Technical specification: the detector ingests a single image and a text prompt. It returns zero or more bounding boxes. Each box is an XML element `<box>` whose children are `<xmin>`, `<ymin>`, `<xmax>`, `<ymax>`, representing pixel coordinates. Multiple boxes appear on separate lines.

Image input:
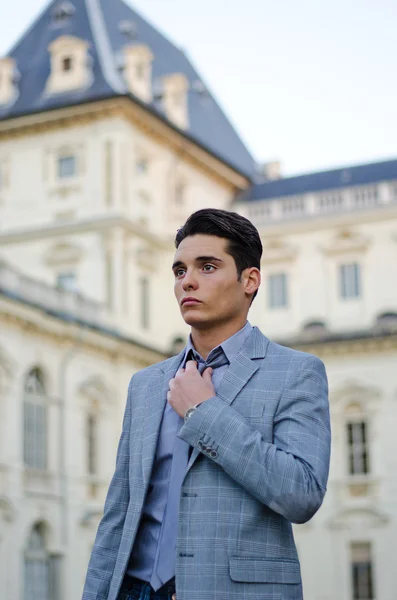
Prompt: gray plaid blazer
<box><xmin>82</xmin><ymin>327</ymin><xmax>330</xmax><ymax>600</ymax></box>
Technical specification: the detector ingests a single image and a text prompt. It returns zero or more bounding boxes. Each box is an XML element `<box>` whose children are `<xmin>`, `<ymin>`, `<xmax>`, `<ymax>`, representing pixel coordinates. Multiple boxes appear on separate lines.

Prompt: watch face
<box><xmin>185</xmin><ymin>407</ymin><xmax>195</xmax><ymax>420</ymax></box>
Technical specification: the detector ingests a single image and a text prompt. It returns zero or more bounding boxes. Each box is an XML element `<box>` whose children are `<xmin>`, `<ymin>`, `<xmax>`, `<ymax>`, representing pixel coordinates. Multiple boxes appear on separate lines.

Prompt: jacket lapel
<box><xmin>185</xmin><ymin>327</ymin><xmax>270</xmax><ymax>474</ymax></box>
<box><xmin>214</xmin><ymin>326</ymin><xmax>270</xmax><ymax>406</ymax></box>
<box><xmin>141</xmin><ymin>349</ymin><xmax>185</xmax><ymax>484</ymax></box>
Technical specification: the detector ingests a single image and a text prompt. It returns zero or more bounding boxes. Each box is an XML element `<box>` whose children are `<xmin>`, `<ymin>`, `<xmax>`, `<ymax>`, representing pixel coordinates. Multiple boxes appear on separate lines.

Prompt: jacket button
<box><xmin>210</xmin><ymin>451</ymin><xmax>217</xmax><ymax>458</ymax></box>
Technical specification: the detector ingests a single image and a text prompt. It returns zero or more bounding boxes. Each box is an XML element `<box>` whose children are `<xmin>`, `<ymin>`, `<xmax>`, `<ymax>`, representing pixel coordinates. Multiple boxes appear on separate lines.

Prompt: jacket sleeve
<box><xmin>82</xmin><ymin>376</ymin><xmax>133</xmax><ymax>600</ymax></box>
<box><xmin>178</xmin><ymin>355</ymin><xmax>331</xmax><ymax>524</ymax></box>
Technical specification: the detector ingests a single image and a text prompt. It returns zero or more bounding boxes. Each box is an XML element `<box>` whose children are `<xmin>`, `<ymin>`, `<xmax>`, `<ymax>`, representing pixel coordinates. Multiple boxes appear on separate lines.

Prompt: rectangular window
<box><xmin>58</xmin><ymin>155</ymin><xmax>76</xmax><ymax>179</ymax></box>
<box><xmin>140</xmin><ymin>277</ymin><xmax>150</xmax><ymax>329</ymax></box>
<box><xmin>56</xmin><ymin>272</ymin><xmax>76</xmax><ymax>292</ymax></box>
<box><xmin>87</xmin><ymin>415</ymin><xmax>97</xmax><ymax>476</ymax></box>
<box><xmin>268</xmin><ymin>273</ymin><xmax>288</xmax><ymax>309</ymax></box>
<box><xmin>347</xmin><ymin>421</ymin><xmax>369</xmax><ymax>475</ymax></box>
<box><xmin>340</xmin><ymin>263</ymin><xmax>361</xmax><ymax>299</ymax></box>
<box><xmin>351</xmin><ymin>542</ymin><xmax>374</xmax><ymax>600</ymax></box>
<box><xmin>24</xmin><ymin>401</ymin><xmax>47</xmax><ymax>470</ymax></box>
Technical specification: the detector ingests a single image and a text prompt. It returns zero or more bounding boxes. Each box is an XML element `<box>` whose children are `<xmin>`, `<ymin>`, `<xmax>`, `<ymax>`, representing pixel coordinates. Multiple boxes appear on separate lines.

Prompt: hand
<box><xmin>167</xmin><ymin>361</ymin><xmax>215</xmax><ymax>418</ymax></box>
<box><xmin>172</xmin><ymin>595</ymin><xmax>176</xmax><ymax>600</ymax></box>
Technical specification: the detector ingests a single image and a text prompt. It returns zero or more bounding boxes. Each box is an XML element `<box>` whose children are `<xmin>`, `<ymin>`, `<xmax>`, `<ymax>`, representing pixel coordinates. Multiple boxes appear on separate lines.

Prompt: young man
<box><xmin>82</xmin><ymin>209</ymin><xmax>331</xmax><ymax>600</ymax></box>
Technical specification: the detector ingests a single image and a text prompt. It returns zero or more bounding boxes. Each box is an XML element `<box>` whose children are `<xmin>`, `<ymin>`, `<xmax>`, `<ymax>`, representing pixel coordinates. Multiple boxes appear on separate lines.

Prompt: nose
<box><xmin>182</xmin><ymin>269</ymin><xmax>198</xmax><ymax>291</ymax></box>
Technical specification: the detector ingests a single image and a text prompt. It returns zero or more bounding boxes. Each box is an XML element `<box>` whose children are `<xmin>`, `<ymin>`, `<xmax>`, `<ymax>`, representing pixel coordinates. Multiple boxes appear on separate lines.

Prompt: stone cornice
<box><xmin>0</xmin><ymin>295</ymin><xmax>166</xmax><ymax>367</ymax></box>
<box><xmin>257</xmin><ymin>204</ymin><xmax>397</xmax><ymax>237</ymax></box>
<box><xmin>0</xmin><ymin>213</ymin><xmax>169</xmax><ymax>249</ymax></box>
<box><xmin>281</xmin><ymin>332</ymin><xmax>397</xmax><ymax>358</ymax></box>
<box><xmin>0</xmin><ymin>96</ymin><xmax>249</xmax><ymax>191</ymax></box>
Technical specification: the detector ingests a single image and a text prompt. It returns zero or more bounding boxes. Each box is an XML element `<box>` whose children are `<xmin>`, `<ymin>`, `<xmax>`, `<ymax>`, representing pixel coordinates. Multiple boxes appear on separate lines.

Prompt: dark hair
<box><xmin>175</xmin><ymin>208</ymin><xmax>262</xmax><ymax>300</ymax></box>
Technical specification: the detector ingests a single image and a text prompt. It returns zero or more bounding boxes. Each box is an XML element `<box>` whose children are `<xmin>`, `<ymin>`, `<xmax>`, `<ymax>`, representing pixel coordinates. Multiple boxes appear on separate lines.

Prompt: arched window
<box><xmin>24</xmin><ymin>522</ymin><xmax>61</xmax><ymax>600</ymax></box>
<box><xmin>24</xmin><ymin>523</ymin><xmax>50</xmax><ymax>600</ymax></box>
<box><xmin>24</xmin><ymin>368</ymin><xmax>47</xmax><ymax>470</ymax></box>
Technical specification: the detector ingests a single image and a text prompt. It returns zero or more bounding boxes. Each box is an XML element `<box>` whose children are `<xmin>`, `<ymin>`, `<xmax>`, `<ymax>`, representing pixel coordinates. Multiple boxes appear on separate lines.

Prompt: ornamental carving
<box><xmin>327</xmin><ymin>506</ymin><xmax>389</xmax><ymax>530</ymax></box>
<box><xmin>79</xmin><ymin>375</ymin><xmax>113</xmax><ymax>410</ymax></box>
<box><xmin>261</xmin><ymin>238</ymin><xmax>299</xmax><ymax>265</ymax></box>
<box><xmin>320</xmin><ymin>228</ymin><xmax>371</xmax><ymax>256</ymax></box>
<box><xmin>0</xmin><ymin>345</ymin><xmax>15</xmax><ymax>395</ymax></box>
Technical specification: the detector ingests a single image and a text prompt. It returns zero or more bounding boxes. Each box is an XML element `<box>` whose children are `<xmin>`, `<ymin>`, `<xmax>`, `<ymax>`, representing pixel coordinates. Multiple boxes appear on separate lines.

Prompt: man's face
<box><xmin>173</xmin><ymin>234</ymin><xmax>254</xmax><ymax>329</ymax></box>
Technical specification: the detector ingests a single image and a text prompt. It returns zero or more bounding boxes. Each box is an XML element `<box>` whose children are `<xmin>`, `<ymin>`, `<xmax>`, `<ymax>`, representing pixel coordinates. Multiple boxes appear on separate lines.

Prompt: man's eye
<box><xmin>176</xmin><ymin>269</ymin><xmax>185</xmax><ymax>277</ymax></box>
<box><xmin>203</xmin><ymin>264</ymin><xmax>215</xmax><ymax>271</ymax></box>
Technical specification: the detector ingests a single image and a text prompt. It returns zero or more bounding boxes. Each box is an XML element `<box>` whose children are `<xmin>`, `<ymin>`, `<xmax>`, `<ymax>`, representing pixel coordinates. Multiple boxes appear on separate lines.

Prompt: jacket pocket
<box><xmin>229</xmin><ymin>557</ymin><xmax>301</xmax><ymax>584</ymax></box>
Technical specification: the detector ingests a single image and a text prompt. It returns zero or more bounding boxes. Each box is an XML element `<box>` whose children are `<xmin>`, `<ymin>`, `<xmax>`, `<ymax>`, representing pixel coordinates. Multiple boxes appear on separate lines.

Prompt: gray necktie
<box><xmin>151</xmin><ymin>348</ymin><xmax>229</xmax><ymax>589</ymax></box>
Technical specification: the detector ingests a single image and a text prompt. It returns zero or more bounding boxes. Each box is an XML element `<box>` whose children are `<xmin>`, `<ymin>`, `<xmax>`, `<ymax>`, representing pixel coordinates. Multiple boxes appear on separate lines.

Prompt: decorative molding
<box><xmin>43</xmin><ymin>241</ymin><xmax>84</xmax><ymax>267</ymax></box>
<box><xmin>0</xmin><ymin>296</ymin><xmax>165</xmax><ymax>368</ymax></box>
<box><xmin>0</xmin><ymin>345</ymin><xmax>15</xmax><ymax>395</ymax></box>
<box><xmin>79</xmin><ymin>375</ymin><xmax>113</xmax><ymax>409</ymax></box>
<box><xmin>327</xmin><ymin>506</ymin><xmax>389</xmax><ymax>530</ymax></box>
<box><xmin>261</xmin><ymin>238</ymin><xmax>299</xmax><ymax>265</ymax></box>
<box><xmin>0</xmin><ymin>98</ymin><xmax>247</xmax><ymax>191</ymax></box>
<box><xmin>0</xmin><ymin>496</ymin><xmax>15</xmax><ymax>523</ymax></box>
<box><xmin>292</xmin><ymin>334</ymin><xmax>397</xmax><ymax>360</ymax></box>
<box><xmin>320</xmin><ymin>228</ymin><xmax>371</xmax><ymax>256</ymax></box>
<box><xmin>331</xmin><ymin>381</ymin><xmax>382</xmax><ymax>410</ymax></box>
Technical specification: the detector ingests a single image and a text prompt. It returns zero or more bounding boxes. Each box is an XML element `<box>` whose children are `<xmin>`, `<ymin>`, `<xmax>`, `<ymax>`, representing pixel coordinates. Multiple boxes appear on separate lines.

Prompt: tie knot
<box><xmin>187</xmin><ymin>347</ymin><xmax>229</xmax><ymax>372</ymax></box>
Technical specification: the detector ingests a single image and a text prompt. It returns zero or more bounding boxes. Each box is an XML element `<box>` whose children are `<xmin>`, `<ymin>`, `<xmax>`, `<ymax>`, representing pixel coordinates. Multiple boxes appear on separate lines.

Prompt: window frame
<box><xmin>351</xmin><ymin>542</ymin><xmax>375</xmax><ymax>600</ymax></box>
<box><xmin>23</xmin><ymin>369</ymin><xmax>48</xmax><ymax>471</ymax></box>
<box><xmin>267</xmin><ymin>272</ymin><xmax>288</xmax><ymax>309</ymax></box>
<box><xmin>339</xmin><ymin>262</ymin><xmax>361</xmax><ymax>300</ymax></box>
<box><xmin>57</xmin><ymin>154</ymin><xmax>77</xmax><ymax>179</ymax></box>
<box><xmin>346</xmin><ymin>420</ymin><xmax>370</xmax><ymax>476</ymax></box>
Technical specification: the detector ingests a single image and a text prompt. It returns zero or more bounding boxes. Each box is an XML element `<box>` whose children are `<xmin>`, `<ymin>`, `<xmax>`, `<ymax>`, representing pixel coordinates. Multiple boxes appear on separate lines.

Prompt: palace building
<box><xmin>0</xmin><ymin>1</ymin><xmax>396</xmax><ymax>599</ymax></box>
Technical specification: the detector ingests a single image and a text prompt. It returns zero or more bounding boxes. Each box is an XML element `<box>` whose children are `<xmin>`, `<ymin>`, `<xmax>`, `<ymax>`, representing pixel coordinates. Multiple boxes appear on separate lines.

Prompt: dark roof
<box><xmin>0</xmin><ymin>0</ymin><xmax>255</xmax><ymax>177</ymax></box>
<box><xmin>242</xmin><ymin>158</ymin><xmax>397</xmax><ymax>202</ymax></box>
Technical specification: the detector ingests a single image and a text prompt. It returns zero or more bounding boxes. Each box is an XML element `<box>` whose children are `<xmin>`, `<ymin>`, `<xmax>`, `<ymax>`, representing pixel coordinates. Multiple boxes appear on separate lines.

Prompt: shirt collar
<box><xmin>183</xmin><ymin>321</ymin><xmax>253</xmax><ymax>366</ymax></box>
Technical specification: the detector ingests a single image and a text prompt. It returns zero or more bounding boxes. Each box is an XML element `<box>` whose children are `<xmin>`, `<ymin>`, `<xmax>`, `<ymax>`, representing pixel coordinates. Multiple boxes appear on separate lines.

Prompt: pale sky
<box><xmin>1</xmin><ymin>0</ymin><xmax>395</xmax><ymax>176</ymax></box>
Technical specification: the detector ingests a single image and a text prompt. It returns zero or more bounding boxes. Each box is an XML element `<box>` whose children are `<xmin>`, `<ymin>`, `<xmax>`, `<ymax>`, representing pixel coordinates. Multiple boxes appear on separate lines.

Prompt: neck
<box><xmin>190</xmin><ymin>316</ymin><xmax>248</xmax><ymax>359</ymax></box>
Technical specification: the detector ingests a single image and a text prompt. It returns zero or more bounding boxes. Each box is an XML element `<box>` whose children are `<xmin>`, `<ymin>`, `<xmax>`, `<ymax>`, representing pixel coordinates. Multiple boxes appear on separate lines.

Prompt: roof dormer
<box><xmin>0</xmin><ymin>57</ymin><xmax>19</xmax><ymax>107</ymax></box>
<box><xmin>123</xmin><ymin>44</ymin><xmax>153</xmax><ymax>103</ymax></box>
<box><xmin>46</xmin><ymin>35</ymin><xmax>92</xmax><ymax>95</ymax></box>
<box><xmin>162</xmin><ymin>73</ymin><xmax>189</xmax><ymax>130</ymax></box>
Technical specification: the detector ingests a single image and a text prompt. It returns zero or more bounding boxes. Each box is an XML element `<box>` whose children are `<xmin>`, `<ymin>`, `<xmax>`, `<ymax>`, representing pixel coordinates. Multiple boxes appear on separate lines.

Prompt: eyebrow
<box><xmin>172</xmin><ymin>256</ymin><xmax>224</xmax><ymax>271</ymax></box>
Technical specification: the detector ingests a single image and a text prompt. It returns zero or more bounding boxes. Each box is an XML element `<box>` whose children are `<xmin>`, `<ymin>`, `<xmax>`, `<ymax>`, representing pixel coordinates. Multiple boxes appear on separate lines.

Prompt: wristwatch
<box><xmin>184</xmin><ymin>402</ymin><xmax>203</xmax><ymax>424</ymax></box>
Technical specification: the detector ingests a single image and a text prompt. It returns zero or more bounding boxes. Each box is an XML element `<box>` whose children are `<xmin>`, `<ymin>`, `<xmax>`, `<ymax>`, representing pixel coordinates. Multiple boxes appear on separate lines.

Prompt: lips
<box><xmin>181</xmin><ymin>297</ymin><xmax>201</xmax><ymax>306</ymax></box>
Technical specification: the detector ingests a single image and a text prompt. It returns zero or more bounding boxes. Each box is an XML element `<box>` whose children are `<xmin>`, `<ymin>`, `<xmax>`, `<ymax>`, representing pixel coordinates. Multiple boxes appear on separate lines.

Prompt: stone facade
<box><xmin>1</xmin><ymin>1</ymin><xmax>396</xmax><ymax>599</ymax></box>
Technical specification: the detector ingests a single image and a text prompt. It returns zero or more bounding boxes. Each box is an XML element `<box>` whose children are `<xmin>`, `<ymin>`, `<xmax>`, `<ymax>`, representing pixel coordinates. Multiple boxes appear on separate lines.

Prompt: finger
<box><xmin>167</xmin><ymin>391</ymin><xmax>171</xmax><ymax>403</ymax></box>
<box><xmin>185</xmin><ymin>360</ymin><xmax>198</xmax><ymax>371</ymax></box>
<box><xmin>172</xmin><ymin>595</ymin><xmax>177</xmax><ymax>600</ymax></box>
<box><xmin>202</xmin><ymin>367</ymin><xmax>213</xmax><ymax>381</ymax></box>
<box><xmin>175</xmin><ymin>368</ymin><xmax>185</xmax><ymax>378</ymax></box>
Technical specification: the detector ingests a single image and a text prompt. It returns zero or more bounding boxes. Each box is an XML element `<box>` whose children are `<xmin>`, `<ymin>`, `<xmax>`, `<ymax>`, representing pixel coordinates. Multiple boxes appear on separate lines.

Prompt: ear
<box><xmin>243</xmin><ymin>267</ymin><xmax>261</xmax><ymax>297</ymax></box>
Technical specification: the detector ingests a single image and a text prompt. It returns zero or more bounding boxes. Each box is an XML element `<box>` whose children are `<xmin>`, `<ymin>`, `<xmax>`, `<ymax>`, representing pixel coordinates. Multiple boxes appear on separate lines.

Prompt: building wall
<box><xmin>0</xmin><ymin>294</ymin><xmax>165</xmax><ymax>600</ymax></box>
<box><xmin>1</xmin><ymin>98</ymin><xmax>397</xmax><ymax>600</ymax></box>
<box><xmin>0</xmin><ymin>112</ymin><xmax>233</xmax><ymax>352</ymax></box>
<box><xmin>247</xmin><ymin>201</ymin><xmax>397</xmax><ymax>340</ymax></box>
<box><xmin>294</xmin><ymin>342</ymin><xmax>397</xmax><ymax>600</ymax></box>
